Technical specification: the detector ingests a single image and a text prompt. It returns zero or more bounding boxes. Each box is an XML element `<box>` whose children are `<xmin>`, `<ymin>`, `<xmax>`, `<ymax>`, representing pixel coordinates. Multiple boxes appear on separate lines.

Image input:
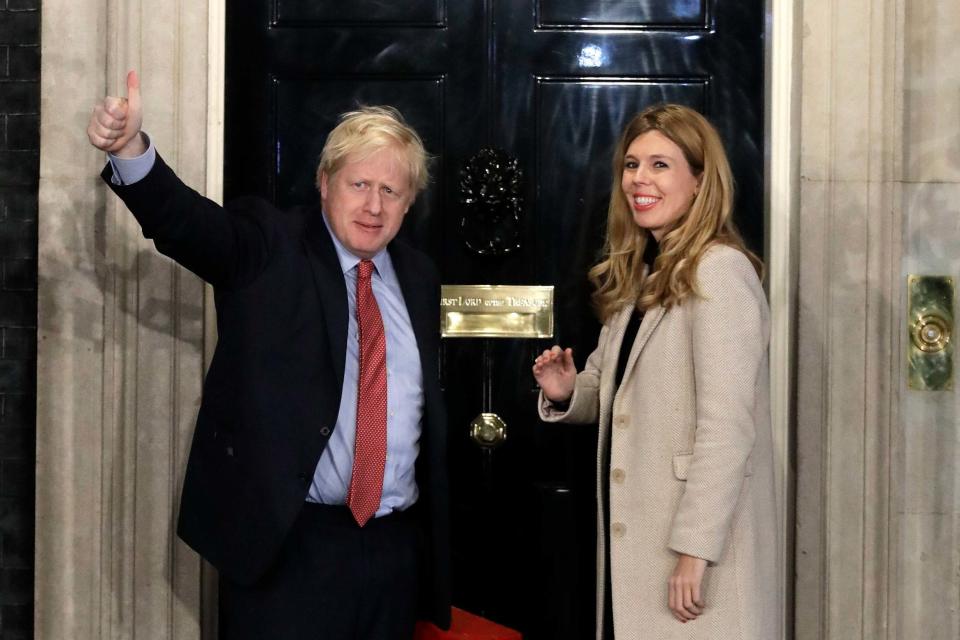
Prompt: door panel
<box><xmin>537</xmin><ymin>0</ymin><xmax>706</xmax><ymax>26</ymax></box>
<box><xmin>273</xmin><ymin>77</ymin><xmax>446</xmax><ymax>218</ymax></box>
<box><xmin>533</xmin><ymin>79</ymin><xmax>708</xmax><ymax>276</ymax></box>
<box><xmin>274</xmin><ymin>0</ymin><xmax>445</xmax><ymax>25</ymax></box>
<box><xmin>226</xmin><ymin>1</ymin><xmax>764</xmax><ymax>637</ymax></box>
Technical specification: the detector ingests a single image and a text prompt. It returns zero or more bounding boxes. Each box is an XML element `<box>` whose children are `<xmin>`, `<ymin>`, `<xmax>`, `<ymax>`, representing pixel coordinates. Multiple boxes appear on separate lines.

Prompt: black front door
<box><xmin>225</xmin><ymin>2</ymin><xmax>764</xmax><ymax>637</ymax></box>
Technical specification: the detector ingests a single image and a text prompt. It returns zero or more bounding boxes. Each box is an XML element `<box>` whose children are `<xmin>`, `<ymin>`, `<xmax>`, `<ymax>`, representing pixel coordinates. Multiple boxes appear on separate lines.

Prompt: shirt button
<box><xmin>611</xmin><ymin>468</ymin><xmax>625</xmax><ymax>484</ymax></box>
<box><xmin>611</xmin><ymin>522</ymin><xmax>626</xmax><ymax>538</ymax></box>
<box><xmin>319</xmin><ymin>427</ymin><xmax>331</xmax><ymax>437</ymax></box>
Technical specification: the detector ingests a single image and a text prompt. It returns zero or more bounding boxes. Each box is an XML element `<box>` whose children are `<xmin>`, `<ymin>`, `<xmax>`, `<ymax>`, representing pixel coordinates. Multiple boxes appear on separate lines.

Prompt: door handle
<box><xmin>470</xmin><ymin>412</ymin><xmax>507</xmax><ymax>448</ymax></box>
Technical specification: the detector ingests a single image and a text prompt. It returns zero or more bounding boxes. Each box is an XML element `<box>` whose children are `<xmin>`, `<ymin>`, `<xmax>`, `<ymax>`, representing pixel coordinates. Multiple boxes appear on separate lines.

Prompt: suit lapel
<box><xmin>302</xmin><ymin>209</ymin><xmax>348</xmax><ymax>389</ymax></box>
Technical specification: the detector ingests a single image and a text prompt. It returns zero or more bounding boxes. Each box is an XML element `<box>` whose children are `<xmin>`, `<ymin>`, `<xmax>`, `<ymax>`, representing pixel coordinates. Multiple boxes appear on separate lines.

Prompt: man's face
<box><xmin>320</xmin><ymin>146</ymin><xmax>414</xmax><ymax>259</ymax></box>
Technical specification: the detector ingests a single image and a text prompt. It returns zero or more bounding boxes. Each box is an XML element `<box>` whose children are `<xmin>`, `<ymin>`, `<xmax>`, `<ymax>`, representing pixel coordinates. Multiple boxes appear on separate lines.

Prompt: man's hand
<box><xmin>532</xmin><ymin>346</ymin><xmax>576</xmax><ymax>404</ymax></box>
<box><xmin>668</xmin><ymin>553</ymin><xmax>708</xmax><ymax>622</ymax></box>
<box><xmin>87</xmin><ymin>70</ymin><xmax>145</xmax><ymax>157</ymax></box>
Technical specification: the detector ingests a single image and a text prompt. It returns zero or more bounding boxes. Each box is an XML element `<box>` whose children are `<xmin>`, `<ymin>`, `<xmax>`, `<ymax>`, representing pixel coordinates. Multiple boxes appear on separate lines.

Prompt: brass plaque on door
<box><xmin>908</xmin><ymin>275</ymin><xmax>954</xmax><ymax>391</ymax></box>
<box><xmin>440</xmin><ymin>285</ymin><xmax>553</xmax><ymax>338</ymax></box>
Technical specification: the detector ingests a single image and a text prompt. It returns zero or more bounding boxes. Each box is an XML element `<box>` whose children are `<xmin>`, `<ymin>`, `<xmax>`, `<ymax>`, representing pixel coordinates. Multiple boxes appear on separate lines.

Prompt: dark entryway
<box><xmin>225</xmin><ymin>2</ymin><xmax>764</xmax><ymax>637</ymax></box>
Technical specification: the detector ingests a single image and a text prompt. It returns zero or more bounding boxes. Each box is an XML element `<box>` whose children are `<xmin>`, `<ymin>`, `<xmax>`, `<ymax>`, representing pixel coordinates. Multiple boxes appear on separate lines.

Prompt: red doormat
<box><xmin>414</xmin><ymin>607</ymin><xmax>522</xmax><ymax>639</ymax></box>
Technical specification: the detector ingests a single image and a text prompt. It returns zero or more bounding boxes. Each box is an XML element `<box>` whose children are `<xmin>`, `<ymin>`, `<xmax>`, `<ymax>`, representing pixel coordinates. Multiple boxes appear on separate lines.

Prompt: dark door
<box><xmin>225</xmin><ymin>2</ymin><xmax>764</xmax><ymax>638</ymax></box>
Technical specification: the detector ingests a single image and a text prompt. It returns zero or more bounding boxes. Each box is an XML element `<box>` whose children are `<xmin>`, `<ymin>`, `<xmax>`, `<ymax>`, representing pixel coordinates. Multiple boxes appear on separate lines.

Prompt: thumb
<box><xmin>126</xmin><ymin>69</ymin><xmax>141</xmax><ymax>117</ymax></box>
<box><xmin>692</xmin><ymin>581</ymin><xmax>704</xmax><ymax>608</ymax></box>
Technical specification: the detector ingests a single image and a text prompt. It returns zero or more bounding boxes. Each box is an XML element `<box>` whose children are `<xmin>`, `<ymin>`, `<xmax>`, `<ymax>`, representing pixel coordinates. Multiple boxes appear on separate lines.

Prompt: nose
<box><xmin>364</xmin><ymin>188</ymin><xmax>382</xmax><ymax>215</ymax></box>
<box><xmin>629</xmin><ymin>165</ymin><xmax>650</xmax><ymax>185</ymax></box>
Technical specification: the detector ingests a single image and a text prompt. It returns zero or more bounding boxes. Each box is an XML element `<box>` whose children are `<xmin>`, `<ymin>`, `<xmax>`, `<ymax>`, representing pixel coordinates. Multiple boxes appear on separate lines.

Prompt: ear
<box><xmin>402</xmin><ymin>189</ymin><xmax>416</xmax><ymax>215</ymax></box>
<box><xmin>319</xmin><ymin>170</ymin><xmax>329</xmax><ymax>200</ymax></box>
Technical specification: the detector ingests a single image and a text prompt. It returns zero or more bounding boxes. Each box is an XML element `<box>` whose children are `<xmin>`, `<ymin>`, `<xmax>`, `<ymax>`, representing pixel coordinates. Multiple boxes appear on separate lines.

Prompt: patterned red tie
<box><xmin>347</xmin><ymin>259</ymin><xmax>388</xmax><ymax>527</ymax></box>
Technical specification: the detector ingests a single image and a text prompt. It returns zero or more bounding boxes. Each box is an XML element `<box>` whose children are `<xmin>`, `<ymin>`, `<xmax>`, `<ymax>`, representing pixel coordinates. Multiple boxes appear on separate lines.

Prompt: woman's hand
<box><xmin>668</xmin><ymin>553</ymin><xmax>708</xmax><ymax>622</ymax></box>
<box><xmin>532</xmin><ymin>346</ymin><xmax>576</xmax><ymax>403</ymax></box>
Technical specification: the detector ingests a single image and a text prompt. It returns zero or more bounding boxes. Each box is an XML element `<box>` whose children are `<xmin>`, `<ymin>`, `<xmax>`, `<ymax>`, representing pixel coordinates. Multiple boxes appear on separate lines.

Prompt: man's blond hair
<box><xmin>316</xmin><ymin>106</ymin><xmax>429</xmax><ymax>194</ymax></box>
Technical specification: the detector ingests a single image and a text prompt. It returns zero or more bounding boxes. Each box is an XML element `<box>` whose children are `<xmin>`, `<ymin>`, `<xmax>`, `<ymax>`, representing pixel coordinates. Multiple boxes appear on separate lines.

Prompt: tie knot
<box><xmin>358</xmin><ymin>259</ymin><xmax>375</xmax><ymax>281</ymax></box>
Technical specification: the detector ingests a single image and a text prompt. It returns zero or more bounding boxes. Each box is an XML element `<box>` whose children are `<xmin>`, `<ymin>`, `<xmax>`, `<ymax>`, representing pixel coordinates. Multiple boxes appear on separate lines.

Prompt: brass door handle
<box><xmin>470</xmin><ymin>413</ymin><xmax>507</xmax><ymax>448</ymax></box>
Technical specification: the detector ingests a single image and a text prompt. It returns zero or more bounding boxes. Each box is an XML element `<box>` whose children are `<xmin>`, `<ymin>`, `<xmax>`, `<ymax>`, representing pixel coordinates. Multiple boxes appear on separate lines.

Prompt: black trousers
<box><xmin>220</xmin><ymin>503</ymin><xmax>422</xmax><ymax>640</ymax></box>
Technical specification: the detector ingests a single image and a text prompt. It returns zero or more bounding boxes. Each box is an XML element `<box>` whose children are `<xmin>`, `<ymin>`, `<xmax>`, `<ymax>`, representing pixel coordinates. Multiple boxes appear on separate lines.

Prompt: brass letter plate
<box><xmin>907</xmin><ymin>275</ymin><xmax>954</xmax><ymax>391</ymax></box>
<box><xmin>441</xmin><ymin>285</ymin><xmax>554</xmax><ymax>338</ymax></box>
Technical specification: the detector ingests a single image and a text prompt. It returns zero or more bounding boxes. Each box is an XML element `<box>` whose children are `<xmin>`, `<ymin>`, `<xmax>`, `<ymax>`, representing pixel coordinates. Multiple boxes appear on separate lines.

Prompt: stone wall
<box><xmin>0</xmin><ymin>1</ymin><xmax>38</xmax><ymax>638</ymax></box>
<box><xmin>35</xmin><ymin>0</ymin><xmax>218</xmax><ymax>637</ymax></box>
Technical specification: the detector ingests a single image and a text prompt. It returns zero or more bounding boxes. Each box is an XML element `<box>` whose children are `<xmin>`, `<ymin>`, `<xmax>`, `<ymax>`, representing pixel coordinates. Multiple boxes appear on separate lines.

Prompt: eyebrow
<box><xmin>624</xmin><ymin>153</ymin><xmax>676</xmax><ymax>161</ymax></box>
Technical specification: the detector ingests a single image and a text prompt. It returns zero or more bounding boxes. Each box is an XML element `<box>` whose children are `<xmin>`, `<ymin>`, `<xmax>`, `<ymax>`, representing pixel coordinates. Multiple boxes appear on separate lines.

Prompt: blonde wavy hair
<box><xmin>589</xmin><ymin>104</ymin><xmax>762</xmax><ymax>322</ymax></box>
<box><xmin>315</xmin><ymin>105</ymin><xmax>430</xmax><ymax>194</ymax></box>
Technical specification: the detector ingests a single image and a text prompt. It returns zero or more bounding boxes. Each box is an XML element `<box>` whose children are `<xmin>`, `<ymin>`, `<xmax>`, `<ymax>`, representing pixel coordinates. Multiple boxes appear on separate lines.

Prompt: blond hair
<box><xmin>315</xmin><ymin>105</ymin><xmax>429</xmax><ymax>193</ymax></box>
<box><xmin>589</xmin><ymin>104</ymin><xmax>762</xmax><ymax>321</ymax></box>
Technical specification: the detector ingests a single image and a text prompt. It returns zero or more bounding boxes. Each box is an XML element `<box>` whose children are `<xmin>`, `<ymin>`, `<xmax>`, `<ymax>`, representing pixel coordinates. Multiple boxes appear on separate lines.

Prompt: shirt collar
<box><xmin>321</xmin><ymin>210</ymin><xmax>390</xmax><ymax>277</ymax></box>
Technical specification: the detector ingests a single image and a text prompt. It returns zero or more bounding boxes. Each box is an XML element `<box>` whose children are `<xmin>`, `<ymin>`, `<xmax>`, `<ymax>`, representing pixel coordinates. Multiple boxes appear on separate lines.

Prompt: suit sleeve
<box><xmin>102</xmin><ymin>152</ymin><xmax>271</xmax><ymax>289</ymax></box>
<box><xmin>537</xmin><ymin>322</ymin><xmax>608</xmax><ymax>425</ymax></box>
<box><xmin>668</xmin><ymin>247</ymin><xmax>767</xmax><ymax>562</ymax></box>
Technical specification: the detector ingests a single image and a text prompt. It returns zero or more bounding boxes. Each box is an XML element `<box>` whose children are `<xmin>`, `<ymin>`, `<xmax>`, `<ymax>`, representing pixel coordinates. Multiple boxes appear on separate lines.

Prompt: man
<box><xmin>87</xmin><ymin>71</ymin><xmax>451</xmax><ymax>639</ymax></box>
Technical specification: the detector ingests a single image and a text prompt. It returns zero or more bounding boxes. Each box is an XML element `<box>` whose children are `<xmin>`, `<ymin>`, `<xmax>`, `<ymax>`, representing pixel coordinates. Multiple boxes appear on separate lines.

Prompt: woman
<box><xmin>533</xmin><ymin>104</ymin><xmax>779</xmax><ymax>639</ymax></box>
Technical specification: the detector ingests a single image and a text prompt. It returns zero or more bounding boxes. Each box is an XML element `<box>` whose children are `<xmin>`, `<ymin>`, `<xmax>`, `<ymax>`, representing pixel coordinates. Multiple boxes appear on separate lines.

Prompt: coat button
<box><xmin>319</xmin><ymin>426</ymin><xmax>331</xmax><ymax>437</ymax></box>
<box><xmin>298</xmin><ymin>473</ymin><xmax>310</xmax><ymax>485</ymax></box>
<box><xmin>611</xmin><ymin>468</ymin><xmax>625</xmax><ymax>484</ymax></box>
<box><xmin>611</xmin><ymin>522</ymin><xmax>626</xmax><ymax>538</ymax></box>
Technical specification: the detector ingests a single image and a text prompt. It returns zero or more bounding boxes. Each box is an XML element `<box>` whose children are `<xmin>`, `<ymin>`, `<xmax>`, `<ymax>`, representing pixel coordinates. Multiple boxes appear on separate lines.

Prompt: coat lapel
<box><xmin>302</xmin><ymin>209</ymin><xmax>348</xmax><ymax>389</ymax></box>
<box><xmin>598</xmin><ymin>305</ymin><xmax>635</xmax><ymax>411</ymax></box>
<box><xmin>618</xmin><ymin>305</ymin><xmax>666</xmax><ymax>393</ymax></box>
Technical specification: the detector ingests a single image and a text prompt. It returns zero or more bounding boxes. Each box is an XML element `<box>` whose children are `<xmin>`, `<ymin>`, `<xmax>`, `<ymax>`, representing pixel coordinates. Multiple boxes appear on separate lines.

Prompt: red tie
<box><xmin>347</xmin><ymin>259</ymin><xmax>388</xmax><ymax>527</ymax></box>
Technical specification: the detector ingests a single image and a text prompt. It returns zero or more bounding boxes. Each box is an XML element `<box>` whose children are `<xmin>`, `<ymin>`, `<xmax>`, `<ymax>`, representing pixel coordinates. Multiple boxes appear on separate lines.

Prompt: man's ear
<box><xmin>318</xmin><ymin>170</ymin><xmax>329</xmax><ymax>200</ymax></box>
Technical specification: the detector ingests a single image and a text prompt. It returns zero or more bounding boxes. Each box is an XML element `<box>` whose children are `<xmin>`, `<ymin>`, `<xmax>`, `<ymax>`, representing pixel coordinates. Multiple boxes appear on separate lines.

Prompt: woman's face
<box><xmin>620</xmin><ymin>130</ymin><xmax>701</xmax><ymax>241</ymax></box>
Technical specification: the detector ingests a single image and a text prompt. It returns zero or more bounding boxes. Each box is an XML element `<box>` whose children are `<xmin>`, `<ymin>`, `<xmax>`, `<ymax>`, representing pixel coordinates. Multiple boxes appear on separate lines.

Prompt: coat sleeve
<box><xmin>103</xmin><ymin>152</ymin><xmax>272</xmax><ymax>289</ymax></box>
<box><xmin>668</xmin><ymin>246</ymin><xmax>768</xmax><ymax>562</ymax></box>
<box><xmin>538</xmin><ymin>322</ymin><xmax>609</xmax><ymax>425</ymax></box>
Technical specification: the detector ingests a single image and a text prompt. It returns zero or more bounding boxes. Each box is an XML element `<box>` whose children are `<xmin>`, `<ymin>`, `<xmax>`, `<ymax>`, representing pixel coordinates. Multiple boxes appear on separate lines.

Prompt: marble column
<box><xmin>36</xmin><ymin>0</ymin><xmax>219</xmax><ymax>637</ymax></box>
<box><xmin>795</xmin><ymin>0</ymin><xmax>960</xmax><ymax>638</ymax></box>
<box><xmin>894</xmin><ymin>1</ymin><xmax>960</xmax><ymax>638</ymax></box>
<box><xmin>794</xmin><ymin>0</ymin><xmax>903</xmax><ymax>637</ymax></box>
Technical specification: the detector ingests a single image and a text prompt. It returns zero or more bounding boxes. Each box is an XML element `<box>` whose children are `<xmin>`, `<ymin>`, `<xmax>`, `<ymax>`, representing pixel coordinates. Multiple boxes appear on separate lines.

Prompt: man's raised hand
<box><xmin>87</xmin><ymin>70</ymin><xmax>145</xmax><ymax>157</ymax></box>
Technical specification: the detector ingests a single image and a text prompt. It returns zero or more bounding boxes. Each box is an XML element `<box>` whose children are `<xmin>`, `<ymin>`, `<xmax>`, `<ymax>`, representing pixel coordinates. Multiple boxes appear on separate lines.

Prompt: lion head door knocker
<box><xmin>457</xmin><ymin>148</ymin><xmax>524</xmax><ymax>256</ymax></box>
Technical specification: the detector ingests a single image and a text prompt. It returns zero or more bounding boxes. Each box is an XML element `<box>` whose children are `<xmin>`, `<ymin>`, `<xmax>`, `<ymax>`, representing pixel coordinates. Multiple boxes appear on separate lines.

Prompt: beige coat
<box><xmin>540</xmin><ymin>245</ymin><xmax>780</xmax><ymax>640</ymax></box>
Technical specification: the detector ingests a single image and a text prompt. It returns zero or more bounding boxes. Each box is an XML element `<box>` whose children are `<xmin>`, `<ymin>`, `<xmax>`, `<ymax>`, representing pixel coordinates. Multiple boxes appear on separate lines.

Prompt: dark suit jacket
<box><xmin>104</xmin><ymin>154</ymin><xmax>451</xmax><ymax>628</ymax></box>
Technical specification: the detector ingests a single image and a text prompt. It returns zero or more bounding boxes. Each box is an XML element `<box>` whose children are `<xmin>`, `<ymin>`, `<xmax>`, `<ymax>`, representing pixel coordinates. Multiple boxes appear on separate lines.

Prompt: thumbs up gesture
<box><xmin>87</xmin><ymin>70</ymin><xmax>145</xmax><ymax>157</ymax></box>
